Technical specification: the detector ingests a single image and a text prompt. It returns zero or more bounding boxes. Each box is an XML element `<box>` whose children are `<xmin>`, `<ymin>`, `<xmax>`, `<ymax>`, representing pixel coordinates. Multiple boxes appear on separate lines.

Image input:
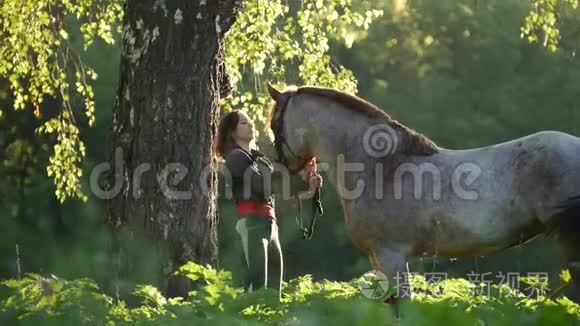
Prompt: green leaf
<box><xmin>58</xmin><ymin>29</ymin><xmax>69</xmax><ymax>40</ymax></box>
<box><xmin>561</xmin><ymin>269</ymin><xmax>572</xmax><ymax>283</ymax></box>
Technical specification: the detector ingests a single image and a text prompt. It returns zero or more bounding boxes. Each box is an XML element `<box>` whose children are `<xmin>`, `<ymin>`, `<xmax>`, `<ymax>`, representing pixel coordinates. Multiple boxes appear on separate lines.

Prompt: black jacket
<box><xmin>224</xmin><ymin>145</ymin><xmax>310</xmax><ymax>206</ymax></box>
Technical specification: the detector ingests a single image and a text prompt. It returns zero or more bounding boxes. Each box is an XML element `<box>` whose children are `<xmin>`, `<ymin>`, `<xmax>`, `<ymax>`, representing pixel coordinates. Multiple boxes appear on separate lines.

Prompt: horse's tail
<box><xmin>545</xmin><ymin>195</ymin><xmax>580</xmax><ymax>243</ymax></box>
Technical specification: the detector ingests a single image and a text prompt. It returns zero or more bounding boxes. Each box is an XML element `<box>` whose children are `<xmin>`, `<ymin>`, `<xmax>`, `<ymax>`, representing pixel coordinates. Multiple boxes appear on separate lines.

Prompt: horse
<box><xmin>266</xmin><ymin>84</ymin><xmax>580</xmax><ymax>309</ymax></box>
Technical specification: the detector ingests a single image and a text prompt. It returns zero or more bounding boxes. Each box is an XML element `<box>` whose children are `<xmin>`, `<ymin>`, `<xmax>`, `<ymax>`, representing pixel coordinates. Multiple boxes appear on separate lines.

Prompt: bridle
<box><xmin>271</xmin><ymin>97</ymin><xmax>311</xmax><ymax>175</ymax></box>
<box><xmin>271</xmin><ymin>95</ymin><xmax>324</xmax><ymax>239</ymax></box>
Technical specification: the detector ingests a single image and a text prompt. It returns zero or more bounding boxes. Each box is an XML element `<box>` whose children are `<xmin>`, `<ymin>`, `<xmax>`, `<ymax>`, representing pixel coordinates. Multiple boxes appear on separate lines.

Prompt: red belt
<box><xmin>235</xmin><ymin>200</ymin><xmax>275</xmax><ymax>218</ymax></box>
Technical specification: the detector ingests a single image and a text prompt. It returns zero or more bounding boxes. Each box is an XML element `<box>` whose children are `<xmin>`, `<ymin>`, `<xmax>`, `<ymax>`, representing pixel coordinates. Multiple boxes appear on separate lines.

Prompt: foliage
<box><xmin>0</xmin><ymin>273</ymin><xmax>111</xmax><ymax>323</ymax></box>
<box><xmin>3</xmin><ymin>2</ymin><xmax>580</xmax><ymax>324</ymax></box>
<box><xmin>2</xmin><ymin>262</ymin><xmax>579</xmax><ymax>325</ymax></box>
<box><xmin>342</xmin><ymin>0</ymin><xmax>580</xmax><ymax>149</ymax></box>
<box><xmin>0</xmin><ymin>0</ymin><xmax>123</xmax><ymax>203</ymax></box>
<box><xmin>5</xmin><ymin>0</ymin><xmax>578</xmax><ymax>203</ymax></box>
<box><xmin>521</xmin><ymin>0</ymin><xmax>578</xmax><ymax>52</ymax></box>
<box><xmin>0</xmin><ymin>0</ymin><xmax>382</xmax><ymax>202</ymax></box>
<box><xmin>174</xmin><ymin>261</ymin><xmax>244</xmax><ymax>311</ymax></box>
<box><xmin>222</xmin><ymin>0</ymin><xmax>383</xmax><ymax>142</ymax></box>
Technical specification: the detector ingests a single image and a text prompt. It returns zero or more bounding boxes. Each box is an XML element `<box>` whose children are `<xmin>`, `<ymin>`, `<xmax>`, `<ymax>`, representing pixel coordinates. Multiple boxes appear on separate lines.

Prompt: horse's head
<box><xmin>267</xmin><ymin>84</ymin><xmax>316</xmax><ymax>174</ymax></box>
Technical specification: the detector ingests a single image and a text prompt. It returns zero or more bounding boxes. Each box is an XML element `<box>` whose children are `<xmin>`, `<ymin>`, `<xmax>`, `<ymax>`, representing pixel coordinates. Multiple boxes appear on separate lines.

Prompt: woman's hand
<box><xmin>300</xmin><ymin>158</ymin><xmax>323</xmax><ymax>190</ymax></box>
<box><xmin>308</xmin><ymin>173</ymin><xmax>323</xmax><ymax>190</ymax></box>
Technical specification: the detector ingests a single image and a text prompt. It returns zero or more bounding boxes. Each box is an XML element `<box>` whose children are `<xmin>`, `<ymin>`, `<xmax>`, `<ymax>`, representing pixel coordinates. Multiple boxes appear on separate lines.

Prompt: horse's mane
<box><xmin>288</xmin><ymin>86</ymin><xmax>439</xmax><ymax>156</ymax></box>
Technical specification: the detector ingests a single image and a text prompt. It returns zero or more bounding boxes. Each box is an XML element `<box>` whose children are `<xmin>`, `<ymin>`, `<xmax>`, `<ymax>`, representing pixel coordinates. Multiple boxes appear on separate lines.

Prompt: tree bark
<box><xmin>104</xmin><ymin>0</ymin><xmax>242</xmax><ymax>297</ymax></box>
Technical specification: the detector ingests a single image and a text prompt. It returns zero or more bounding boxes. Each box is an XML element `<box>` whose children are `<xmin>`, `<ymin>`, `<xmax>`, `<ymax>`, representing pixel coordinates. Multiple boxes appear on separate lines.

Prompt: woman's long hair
<box><xmin>215</xmin><ymin>110</ymin><xmax>241</xmax><ymax>160</ymax></box>
<box><xmin>215</xmin><ymin>109</ymin><xmax>268</xmax><ymax>163</ymax></box>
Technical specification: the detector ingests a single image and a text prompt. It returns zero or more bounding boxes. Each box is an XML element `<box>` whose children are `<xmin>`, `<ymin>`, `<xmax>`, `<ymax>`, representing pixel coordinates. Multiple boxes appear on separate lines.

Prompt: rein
<box><xmin>272</xmin><ymin>94</ymin><xmax>324</xmax><ymax>239</ymax></box>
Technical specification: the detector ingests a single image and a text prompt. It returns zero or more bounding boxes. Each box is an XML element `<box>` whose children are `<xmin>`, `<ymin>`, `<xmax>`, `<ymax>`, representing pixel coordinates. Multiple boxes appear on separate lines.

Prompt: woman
<box><xmin>215</xmin><ymin>109</ymin><xmax>322</xmax><ymax>299</ymax></box>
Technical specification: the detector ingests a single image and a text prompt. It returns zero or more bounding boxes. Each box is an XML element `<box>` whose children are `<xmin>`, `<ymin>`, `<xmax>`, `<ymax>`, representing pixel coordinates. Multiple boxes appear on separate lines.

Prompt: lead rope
<box><xmin>295</xmin><ymin>187</ymin><xmax>324</xmax><ymax>239</ymax></box>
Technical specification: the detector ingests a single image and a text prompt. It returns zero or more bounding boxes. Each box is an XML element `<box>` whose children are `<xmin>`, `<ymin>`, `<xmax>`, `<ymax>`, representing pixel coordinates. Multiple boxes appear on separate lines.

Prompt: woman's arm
<box><xmin>224</xmin><ymin>148</ymin><xmax>312</xmax><ymax>199</ymax></box>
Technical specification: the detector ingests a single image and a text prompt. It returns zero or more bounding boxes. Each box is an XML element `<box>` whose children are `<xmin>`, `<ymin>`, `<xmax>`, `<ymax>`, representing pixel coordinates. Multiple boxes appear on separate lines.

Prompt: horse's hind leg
<box><xmin>558</xmin><ymin>238</ymin><xmax>580</xmax><ymax>301</ymax></box>
<box><xmin>548</xmin><ymin>196</ymin><xmax>580</xmax><ymax>301</ymax></box>
<box><xmin>368</xmin><ymin>247</ymin><xmax>409</xmax><ymax>319</ymax></box>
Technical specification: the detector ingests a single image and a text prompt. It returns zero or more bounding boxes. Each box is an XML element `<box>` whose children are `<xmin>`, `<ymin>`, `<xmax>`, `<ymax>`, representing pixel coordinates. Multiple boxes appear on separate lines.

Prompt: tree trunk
<box><xmin>104</xmin><ymin>0</ymin><xmax>242</xmax><ymax>297</ymax></box>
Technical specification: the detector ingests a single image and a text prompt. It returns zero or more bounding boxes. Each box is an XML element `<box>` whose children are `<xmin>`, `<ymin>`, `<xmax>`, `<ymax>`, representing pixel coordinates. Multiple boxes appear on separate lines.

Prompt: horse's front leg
<box><xmin>368</xmin><ymin>247</ymin><xmax>410</xmax><ymax>320</ymax></box>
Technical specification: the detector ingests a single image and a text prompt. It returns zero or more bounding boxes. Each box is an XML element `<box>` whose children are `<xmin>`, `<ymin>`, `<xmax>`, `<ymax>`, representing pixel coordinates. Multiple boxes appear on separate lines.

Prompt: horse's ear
<box><xmin>267</xmin><ymin>83</ymin><xmax>282</xmax><ymax>102</ymax></box>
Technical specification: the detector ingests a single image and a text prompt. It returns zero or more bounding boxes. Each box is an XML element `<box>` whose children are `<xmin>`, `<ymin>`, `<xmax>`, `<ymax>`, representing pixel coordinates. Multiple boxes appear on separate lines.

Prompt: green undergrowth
<box><xmin>1</xmin><ymin>262</ymin><xmax>579</xmax><ymax>325</ymax></box>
